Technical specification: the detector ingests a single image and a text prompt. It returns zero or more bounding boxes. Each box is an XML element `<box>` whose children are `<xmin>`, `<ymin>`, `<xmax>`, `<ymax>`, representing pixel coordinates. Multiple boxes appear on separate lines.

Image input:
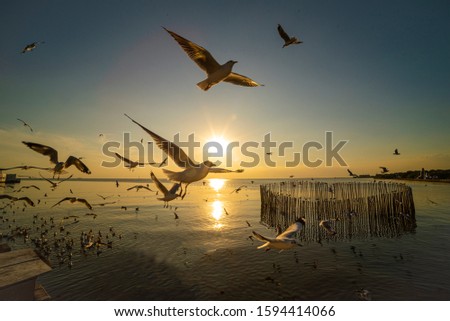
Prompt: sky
<box><xmin>1</xmin><ymin>0</ymin><xmax>449</xmax><ymax>179</ymax></box>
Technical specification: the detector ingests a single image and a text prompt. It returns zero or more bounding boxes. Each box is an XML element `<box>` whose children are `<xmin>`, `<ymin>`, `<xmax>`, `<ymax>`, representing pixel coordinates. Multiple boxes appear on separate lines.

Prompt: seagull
<box><xmin>151</xmin><ymin>171</ymin><xmax>180</xmax><ymax>208</ymax></box>
<box><xmin>0</xmin><ymin>165</ymin><xmax>51</xmax><ymax>171</ymax></box>
<box><xmin>393</xmin><ymin>148</ymin><xmax>400</xmax><ymax>155</ymax></box>
<box><xmin>158</xmin><ymin>156</ymin><xmax>168</xmax><ymax>168</ymax></box>
<box><xmin>252</xmin><ymin>218</ymin><xmax>305</xmax><ymax>251</ymax></box>
<box><xmin>21</xmin><ymin>41</ymin><xmax>44</xmax><ymax>54</ymax></box>
<box><xmin>277</xmin><ymin>24</ymin><xmax>302</xmax><ymax>48</ymax></box>
<box><xmin>231</xmin><ymin>185</ymin><xmax>247</xmax><ymax>194</ymax></box>
<box><xmin>126</xmin><ymin>185</ymin><xmax>154</xmax><ymax>192</ymax></box>
<box><xmin>163</xmin><ymin>27</ymin><xmax>263</xmax><ymax>91</ymax></box>
<box><xmin>39</xmin><ymin>172</ymin><xmax>73</xmax><ymax>190</ymax></box>
<box><xmin>17</xmin><ymin>118</ymin><xmax>33</xmax><ymax>132</ymax></box>
<box><xmin>347</xmin><ymin>169</ymin><xmax>358</xmax><ymax>177</ymax></box>
<box><xmin>96</xmin><ymin>194</ymin><xmax>112</xmax><ymax>200</ymax></box>
<box><xmin>0</xmin><ymin>194</ymin><xmax>35</xmax><ymax>207</ymax></box>
<box><xmin>319</xmin><ymin>219</ymin><xmax>338</xmax><ymax>235</ymax></box>
<box><xmin>22</xmin><ymin>141</ymin><xmax>91</xmax><ymax>178</ymax></box>
<box><xmin>114</xmin><ymin>152</ymin><xmax>155</xmax><ymax>170</ymax></box>
<box><xmin>379</xmin><ymin>166</ymin><xmax>389</xmax><ymax>173</ymax></box>
<box><xmin>12</xmin><ymin>185</ymin><xmax>40</xmax><ymax>193</ymax></box>
<box><xmin>125</xmin><ymin>114</ymin><xmax>244</xmax><ymax>199</ymax></box>
<box><xmin>51</xmin><ymin>197</ymin><xmax>93</xmax><ymax>210</ymax></box>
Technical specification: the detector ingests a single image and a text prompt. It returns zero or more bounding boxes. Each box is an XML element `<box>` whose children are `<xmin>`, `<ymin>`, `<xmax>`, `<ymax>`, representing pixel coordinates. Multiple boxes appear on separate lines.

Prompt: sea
<box><xmin>1</xmin><ymin>177</ymin><xmax>449</xmax><ymax>301</ymax></box>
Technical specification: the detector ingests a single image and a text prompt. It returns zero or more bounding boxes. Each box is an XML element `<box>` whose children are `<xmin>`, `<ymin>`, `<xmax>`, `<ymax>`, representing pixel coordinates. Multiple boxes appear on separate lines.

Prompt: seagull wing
<box><xmin>0</xmin><ymin>195</ymin><xmax>16</xmax><ymax>201</ymax></box>
<box><xmin>64</xmin><ymin>156</ymin><xmax>91</xmax><ymax>174</ymax></box>
<box><xmin>163</xmin><ymin>27</ymin><xmax>221</xmax><ymax>74</ymax></box>
<box><xmin>347</xmin><ymin>169</ymin><xmax>354</xmax><ymax>176</ymax></box>
<box><xmin>39</xmin><ymin>172</ymin><xmax>56</xmax><ymax>186</ymax></box>
<box><xmin>17</xmin><ymin>197</ymin><xmax>35</xmax><ymax>207</ymax></box>
<box><xmin>252</xmin><ymin>231</ymin><xmax>273</xmax><ymax>243</ymax></box>
<box><xmin>52</xmin><ymin>197</ymin><xmax>74</xmax><ymax>208</ymax></box>
<box><xmin>125</xmin><ymin>114</ymin><xmax>197</xmax><ymax>168</ymax></box>
<box><xmin>276</xmin><ymin>220</ymin><xmax>303</xmax><ymax>240</ymax></box>
<box><xmin>277</xmin><ymin>24</ymin><xmax>292</xmax><ymax>42</ymax></box>
<box><xmin>77</xmin><ymin>198</ymin><xmax>93</xmax><ymax>210</ymax></box>
<box><xmin>168</xmin><ymin>183</ymin><xmax>181</xmax><ymax>194</ymax></box>
<box><xmin>59</xmin><ymin>174</ymin><xmax>74</xmax><ymax>184</ymax></box>
<box><xmin>115</xmin><ymin>152</ymin><xmax>132</xmax><ymax>166</ymax></box>
<box><xmin>23</xmin><ymin>141</ymin><xmax>58</xmax><ymax>164</ymax></box>
<box><xmin>151</xmin><ymin>172</ymin><xmax>169</xmax><ymax>195</ymax></box>
<box><xmin>223</xmin><ymin>72</ymin><xmax>263</xmax><ymax>87</ymax></box>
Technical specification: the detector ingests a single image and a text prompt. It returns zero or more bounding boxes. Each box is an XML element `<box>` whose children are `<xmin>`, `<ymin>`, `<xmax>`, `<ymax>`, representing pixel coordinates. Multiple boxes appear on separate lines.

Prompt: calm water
<box><xmin>1</xmin><ymin>178</ymin><xmax>449</xmax><ymax>300</ymax></box>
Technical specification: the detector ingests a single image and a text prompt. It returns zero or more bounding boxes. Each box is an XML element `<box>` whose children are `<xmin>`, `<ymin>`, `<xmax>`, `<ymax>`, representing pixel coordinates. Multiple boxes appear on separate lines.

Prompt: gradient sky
<box><xmin>1</xmin><ymin>0</ymin><xmax>449</xmax><ymax>179</ymax></box>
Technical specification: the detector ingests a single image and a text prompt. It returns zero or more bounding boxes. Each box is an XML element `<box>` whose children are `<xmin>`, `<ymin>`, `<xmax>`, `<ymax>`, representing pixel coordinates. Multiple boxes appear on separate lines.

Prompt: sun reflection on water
<box><xmin>209</xmin><ymin>178</ymin><xmax>225</xmax><ymax>192</ymax></box>
<box><xmin>211</xmin><ymin>200</ymin><xmax>224</xmax><ymax>229</ymax></box>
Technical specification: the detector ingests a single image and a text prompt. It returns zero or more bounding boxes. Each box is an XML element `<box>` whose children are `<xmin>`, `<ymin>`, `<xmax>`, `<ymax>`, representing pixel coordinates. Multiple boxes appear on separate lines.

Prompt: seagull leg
<box><xmin>181</xmin><ymin>183</ymin><xmax>190</xmax><ymax>200</ymax></box>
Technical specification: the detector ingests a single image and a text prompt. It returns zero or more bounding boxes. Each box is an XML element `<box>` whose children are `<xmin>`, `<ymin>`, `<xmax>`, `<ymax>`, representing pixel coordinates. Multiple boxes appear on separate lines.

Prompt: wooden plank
<box><xmin>0</xmin><ymin>249</ymin><xmax>51</xmax><ymax>289</ymax></box>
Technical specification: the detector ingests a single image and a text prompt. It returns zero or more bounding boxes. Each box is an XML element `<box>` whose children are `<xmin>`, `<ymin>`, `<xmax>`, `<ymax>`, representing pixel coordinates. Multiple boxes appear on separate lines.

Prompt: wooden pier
<box><xmin>260</xmin><ymin>180</ymin><xmax>416</xmax><ymax>242</ymax></box>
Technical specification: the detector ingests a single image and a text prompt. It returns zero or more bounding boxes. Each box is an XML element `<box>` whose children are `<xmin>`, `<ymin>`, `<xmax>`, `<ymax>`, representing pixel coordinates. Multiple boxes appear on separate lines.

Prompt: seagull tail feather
<box><xmin>197</xmin><ymin>79</ymin><xmax>211</xmax><ymax>91</ymax></box>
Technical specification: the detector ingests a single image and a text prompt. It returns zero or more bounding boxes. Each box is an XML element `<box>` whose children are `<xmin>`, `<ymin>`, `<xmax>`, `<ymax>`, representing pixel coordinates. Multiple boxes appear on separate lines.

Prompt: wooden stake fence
<box><xmin>260</xmin><ymin>180</ymin><xmax>416</xmax><ymax>242</ymax></box>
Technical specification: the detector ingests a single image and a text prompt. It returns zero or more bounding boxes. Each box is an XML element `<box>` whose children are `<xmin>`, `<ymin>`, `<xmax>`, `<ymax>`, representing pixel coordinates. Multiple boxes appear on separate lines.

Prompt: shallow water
<box><xmin>1</xmin><ymin>178</ymin><xmax>449</xmax><ymax>300</ymax></box>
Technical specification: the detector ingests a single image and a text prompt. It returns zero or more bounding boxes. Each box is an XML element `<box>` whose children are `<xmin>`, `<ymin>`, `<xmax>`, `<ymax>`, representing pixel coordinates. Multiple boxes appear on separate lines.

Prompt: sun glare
<box><xmin>206</xmin><ymin>136</ymin><xmax>229</xmax><ymax>152</ymax></box>
<box><xmin>209</xmin><ymin>178</ymin><xmax>225</xmax><ymax>192</ymax></box>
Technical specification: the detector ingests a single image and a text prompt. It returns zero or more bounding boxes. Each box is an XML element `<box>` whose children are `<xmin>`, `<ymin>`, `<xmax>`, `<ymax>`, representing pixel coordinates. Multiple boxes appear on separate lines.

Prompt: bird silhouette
<box><xmin>277</xmin><ymin>24</ymin><xmax>302</xmax><ymax>48</ymax></box>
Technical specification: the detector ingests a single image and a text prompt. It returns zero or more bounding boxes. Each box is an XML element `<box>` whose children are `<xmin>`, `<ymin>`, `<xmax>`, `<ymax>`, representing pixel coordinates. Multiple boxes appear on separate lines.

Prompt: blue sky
<box><xmin>1</xmin><ymin>0</ymin><xmax>449</xmax><ymax>178</ymax></box>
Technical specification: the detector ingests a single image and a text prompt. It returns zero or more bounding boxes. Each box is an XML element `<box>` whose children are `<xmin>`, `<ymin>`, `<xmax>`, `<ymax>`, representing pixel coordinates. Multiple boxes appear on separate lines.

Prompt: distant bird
<box><xmin>96</xmin><ymin>194</ymin><xmax>112</xmax><ymax>200</ymax></box>
<box><xmin>22</xmin><ymin>142</ymin><xmax>91</xmax><ymax>178</ymax></box>
<box><xmin>252</xmin><ymin>218</ymin><xmax>305</xmax><ymax>251</ymax></box>
<box><xmin>125</xmin><ymin>114</ymin><xmax>244</xmax><ymax>199</ymax></box>
<box><xmin>126</xmin><ymin>185</ymin><xmax>154</xmax><ymax>192</ymax></box>
<box><xmin>393</xmin><ymin>148</ymin><xmax>400</xmax><ymax>155</ymax></box>
<box><xmin>39</xmin><ymin>173</ymin><xmax>73</xmax><ymax>190</ymax></box>
<box><xmin>347</xmin><ymin>169</ymin><xmax>358</xmax><ymax>177</ymax></box>
<box><xmin>319</xmin><ymin>219</ymin><xmax>338</xmax><ymax>235</ymax></box>
<box><xmin>289</xmin><ymin>175</ymin><xmax>294</xmax><ymax>178</ymax></box>
<box><xmin>52</xmin><ymin>197</ymin><xmax>93</xmax><ymax>210</ymax></box>
<box><xmin>114</xmin><ymin>152</ymin><xmax>155</xmax><ymax>170</ymax></box>
<box><xmin>150</xmin><ymin>171</ymin><xmax>180</xmax><ymax>208</ymax></box>
<box><xmin>21</xmin><ymin>41</ymin><xmax>44</xmax><ymax>54</ymax></box>
<box><xmin>163</xmin><ymin>27</ymin><xmax>263</xmax><ymax>91</ymax></box>
<box><xmin>379</xmin><ymin>167</ymin><xmax>389</xmax><ymax>173</ymax></box>
<box><xmin>17</xmin><ymin>118</ymin><xmax>33</xmax><ymax>132</ymax></box>
<box><xmin>266</xmin><ymin>152</ymin><xmax>273</xmax><ymax>155</ymax></box>
<box><xmin>13</xmin><ymin>185</ymin><xmax>40</xmax><ymax>193</ymax></box>
<box><xmin>223</xmin><ymin>207</ymin><xmax>229</xmax><ymax>215</ymax></box>
<box><xmin>0</xmin><ymin>165</ymin><xmax>50</xmax><ymax>171</ymax></box>
<box><xmin>246</xmin><ymin>220</ymin><xmax>252</xmax><ymax>227</ymax></box>
<box><xmin>277</xmin><ymin>24</ymin><xmax>302</xmax><ymax>48</ymax></box>
<box><xmin>115</xmin><ymin>180</ymin><xmax>119</xmax><ymax>188</ymax></box>
<box><xmin>231</xmin><ymin>185</ymin><xmax>247</xmax><ymax>194</ymax></box>
<box><xmin>0</xmin><ymin>194</ymin><xmax>35</xmax><ymax>207</ymax></box>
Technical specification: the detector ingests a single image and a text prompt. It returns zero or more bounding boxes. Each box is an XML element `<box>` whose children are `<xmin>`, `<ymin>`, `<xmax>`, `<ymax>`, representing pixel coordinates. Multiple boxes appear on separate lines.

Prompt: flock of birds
<box><xmin>1</xmin><ymin>24</ymin><xmax>381</xmax><ymax>300</ymax></box>
<box><xmin>347</xmin><ymin>148</ymin><xmax>401</xmax><ymax>178</ymax></box>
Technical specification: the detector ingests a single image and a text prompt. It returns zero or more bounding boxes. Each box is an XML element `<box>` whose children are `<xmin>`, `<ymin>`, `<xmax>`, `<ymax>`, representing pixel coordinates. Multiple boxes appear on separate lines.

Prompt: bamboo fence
<box><xmin>260</xmin><ymin>180</ymin><xmax>416</xmax><ymax>242</ymax></box>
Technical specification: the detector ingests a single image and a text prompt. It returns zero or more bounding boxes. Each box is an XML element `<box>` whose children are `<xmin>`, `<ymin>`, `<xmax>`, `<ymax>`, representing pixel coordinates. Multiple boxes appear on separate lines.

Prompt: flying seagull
<box><xmin>393</xmin><ymin>148</ymin><xmax>400</xmax><ymax>155</ymax></box>
<box><xmin>151</xmin><ymin>171</ymin><xmax>180</xmax><ymax>208</ymax></box>
<box><xmin>0</xmin><ymin>194</ymin><xmax>35</xmax><ymax>207</ymax></box>
<box><xmin>13</xmin><ymin>185</ymin><xmax>40</xmax><ymax>193</ymax></box>
<box><xmin>231</xmin><ymin>185</ymin><xmax>247</xmax><ymax>194</ymax></box>
<box><xmin>52</xmin><ymin>197</ymin><xmax>93</xmax><ymax>210</ymax></box>
<box><xmin>126</xmin><ymin>185</ymin><xmax>154</xmax><ymax>192</ymax></box>
<box><xmin>379</xmin><ymin>166</ymin><xmax>389</xmax><ymax>173</ymax></box>
<box><xmin>17</xmin><ymin>118</ymin><xmax>33</xmax><ymax>132</ymax></box>
<box><xmin>125</xmin><ymin>113</ymin><xmax>244</xmax><ymax>199</ymax></box>
<box><xmin>21</xmin><ymin>41</ymin><xmax>45</xmax><ymax>54</ymax></box>
<box><xmin>39</xmin><ymin>172</ymin><xmax>73</xmax><ymax>190</ymax></box>
<box><xmin>319</xmin><ymin>219</ymin><xmax>338</xmax><ymax>235</ymax></box>
<box><xmin>277</xmin><ymin>24</ymin><xmax>302</xmax><ymax>48</ymax></box>
<box><xmin>115</xmin><ymin>152</ymin><xmax>155</xmax><ymax>170</ymax></box>
<box><xmin>163</xmin><ymin>27</ymin><xmax>263</xmax><ymax>91</ymax></box>
<box><xmin>252</xmin><ymin>218</ymin><xmax>305</xmax><ymax>251</ymax></box>
<box><xmin>22</xmin><ymin>141</ymin><xmax>91</xmax><ymax>178</ymax></box>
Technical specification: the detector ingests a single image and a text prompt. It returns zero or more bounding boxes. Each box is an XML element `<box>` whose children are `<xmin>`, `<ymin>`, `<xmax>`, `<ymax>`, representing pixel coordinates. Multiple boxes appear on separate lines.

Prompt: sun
<box><xmin>206</xmin><ymin>135</ymin><xmax>229</xmax><ymax>152</ymax></box>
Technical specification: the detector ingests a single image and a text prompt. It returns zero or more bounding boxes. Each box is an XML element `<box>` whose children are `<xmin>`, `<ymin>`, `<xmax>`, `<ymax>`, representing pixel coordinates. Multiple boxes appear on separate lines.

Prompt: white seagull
<box><xmin>252</xmin><ymin>218</ymin><xmax>305</xmax><ymax>252</ymax></box>
<box><xmin>22</xmin><ymin>141</ymin><xmax>91</xmax><ymax>178</ymax></box>
<box><xmin>151</xmin><ymin>171</ymin><xmax>180</xmax><ymax>208</ymax></box>
<box><xmin>125</xmin><ymin>114</ymin><xmax>244</xmax><ymax>199</ymax></box>
<box><xmin>163</xmin><ymin>27</ymin><xmax>263</xmax><ymax>91</ymax></box>
<box><xmin>277</xmin><ymin>24</ymin><xmax>302</xmax><ymax>48</ymax></box>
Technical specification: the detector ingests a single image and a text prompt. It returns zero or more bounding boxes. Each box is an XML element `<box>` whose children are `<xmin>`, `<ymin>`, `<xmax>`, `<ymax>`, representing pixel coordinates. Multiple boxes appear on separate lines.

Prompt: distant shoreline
<box><xmin>375</xmin><ymin>177</ymin><xmax>450</xmax><ymax>184</ymax></box>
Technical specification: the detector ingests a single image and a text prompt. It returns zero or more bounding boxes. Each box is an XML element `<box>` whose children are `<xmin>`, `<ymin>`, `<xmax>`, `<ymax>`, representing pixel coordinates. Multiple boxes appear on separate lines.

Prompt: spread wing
<box><xmin>151</xmin><ymin>172</ymin><xmax>169</xmax><ymax>195</ymax></box>
<box><xmin>0</xmin><ymin>195</ymin><xmax>16</xmax><ymax>201</ymax></box>
<box><xmin>77</xmin><ymin>198</ymin><xmax>93</xmax><ymax>210</ymax></box>
<box><xmin>125</xmin><ymin>114</ymin><xmax>197</xmax><ymax>168</ymax></box>
<box><xmin>52</xmin><ymin>197</ymin><xmax>74</xmax><ymax>208</ymax></box>
<box><xmin>223</xmin><ymin>72</ymin><xmax>263</xmax><ymax>87</ymax></box>
<box><xmin>163</xmin><ymin>27</ymin><xmax>221</xmax><ymax>74</ymax></box>
<box><xmin>115</xmin><ymin>152</ymin><xmax>132</xmax><ymax>166</ymax></box>
<box><xmin>276</xmin><ymin>221</ymin><xmax>303</xmax><ymax>240</ymax></box>
<box><xmin>277</xmin><ymin>24</ymin><xmax>291</xmax><ymax>42</ymax></box>
<box><xmin>17</xmin><ymin>197</ymin><xmax>35</xmax><ymax>207</ymax></box>
<box><xmin>252</xmin><ymin>231</ymin><xmax>273</xmax><ymax>243</ymax></box>
<box><xmin>64</xmin><ymin>156</ymin><xmax>91</xmax><ymax>174</ymax></box>
<box><xmin>169</xmin><ymin>183</ymin><xmax>181</xmax><ymax>194</ymax></box>
<box><xmin>22</xmin><ymin>141</ymin><xmax>58</xmax><ymax>164</ymax></box>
